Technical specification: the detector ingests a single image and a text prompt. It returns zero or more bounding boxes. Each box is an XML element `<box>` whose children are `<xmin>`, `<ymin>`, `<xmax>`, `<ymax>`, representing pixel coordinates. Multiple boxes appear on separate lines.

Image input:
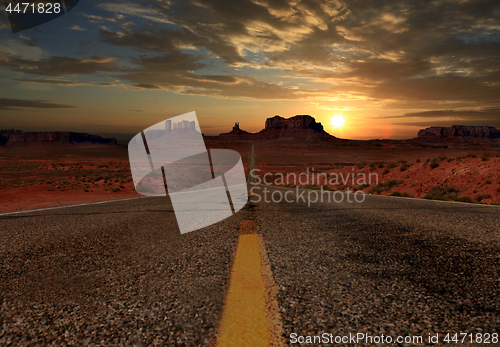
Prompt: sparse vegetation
<box><xmin>481</xmin><ymin>153</ymin><xmax>492</xmax><ymax>161</ymax></box>
<box><xmin>423</xmin><ymin>185</ymin><xmax>461</xmax><ymax>201</ymax></box>
<box><xmin>455</xmin><ymin>196</ymin><xmax>475</xmax><ymax>203</ymax></box>
<box><xmin>429</xmin><ymin>160</ymin><xmax>439</xmax><ymax>169</ymax></box>
<box><xmin>400</xmin><ymin>163</ymin><xmax>409</xmax><ymax>172</ymax></box>
<box><xmin>355</xmin><ymin>183</ymin><xmax>371</xmax><ymax>191</ymax></box>
<box><xmin>369</xmin><ymin>179</ymin><xmax>404</xmax><ymax>194</ymax></box>
<box><xmin>356</xmin><ymin>162</ymin><xmax>367</xmax><ymax>170</ymax></box>
<box><xmin>390</xmin><ymin>191</ymin><xmax>412</xmax><ymax>198</ymax></box>
<box><xmin>475</xmin><ymin>193</ymin><xmax>492</xmax><ymax>202</ymax></box>
<box><xmin>0</xmin><ymin>129</ymin><xmax>23</xmax><ymax>133</ymax></box>
<box><xmin>486</xmin><ymin>179</ymin><xmax>492</xmax><ymax>184</ymax></box>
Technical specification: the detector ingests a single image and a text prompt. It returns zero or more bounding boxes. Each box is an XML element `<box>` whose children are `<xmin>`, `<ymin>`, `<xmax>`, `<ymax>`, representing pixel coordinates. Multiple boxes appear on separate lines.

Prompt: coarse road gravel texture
<box><xmin>1</xmin><ymin>187</ymin><xmax>500</xmax><ymax>346</ymax></box>
<box><xmin>0</xmin><ymin>196</ymin><xmax>252</xmax><ymax>346</ymax></box>
<box><xmin>251</xmin><ymin>186</ymin><xmax>500</xmax><ymax>346</ymax></box>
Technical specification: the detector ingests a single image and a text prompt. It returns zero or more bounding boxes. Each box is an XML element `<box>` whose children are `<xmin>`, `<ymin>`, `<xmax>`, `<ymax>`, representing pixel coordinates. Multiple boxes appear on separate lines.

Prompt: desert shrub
<box><xmin>390</xmin><ymin>191</ymin><xmax>412</xmax><ymax>197</ymax></box>
<box><xmin>369</xmin><ymin>179</ymin><xmax>404</xmax><ymax>194</ymax></box>
<box><xmin>387</xmin><ymin>162</ymin><xmax>397</xmax><ymax>169</ymax></box>
<box><xmin>397</xmin><ymin>160</ymin><xmax>407</xmax><ymax>164</ymax></box>
<box><xmin>400</xmin><ymin>163</ymin><xmax>409</xmax><ymax>172</ymax></box>
<box><xmin>356</xmin><ymin>183</ymin><xmax>371</xmax><ymax>191</ymax></box>
<box><xmin>423</xmin><ymin>193</ymin><xmax>447</xmax><ymax>201</ymax></box>
<box><xmin>481</xmin><ymin>153</ymin><xmax>492</xmax><ymax>161</ymax></box>
<box><xmin>83</xmin><ymin>188</ymin><xmax>89</xmax><ymax>192</ymax></box>
<box><xmin>486</xmin><ymin>179</ymin><xmax>492</xmax><ymax>184</ymax></box>
<box><xmin>455</xmin><ymin>196</ymin><xmax>475</xmax><ymax>203</ymax></box>
<box><xmin>437</xmin><ymin>155</ymin><xmax>448</xmax><ymax>161</ymax></box>
<box><xmin>475</xmin><ymin>193</ymin><xmax>492</xmax><ymax>202</ymax></box>
<box><xmin>467</xmin><ymin>153</ymin><xmax>477</xmax><ymax>158</ymax></box>
<box><xmin>497</xmin><ymin>186</ymin><xmax>500</xmax><ymax>192</ymax></box>
<box><xmin>423</xmin><ymin>158</ymin><xmax>431</xmax><ymax>168</ymax></box>
<box><xmin>416</xmin><ymin>158</ymin><xmax>421</xmax><ymax>163</ymax></box>
<box><xmin>110</xmin><ymin>187</ymin><xmax>121</xmax><ymax>192</ymax></box>
<box><xmin>383</xmin><ymin>168</ymin><xmax>390</xmax><ymax>175</ymax></box>
<box><xmin>447</xmin><ymin>158</ymin><xmax>453</xmax><ymax>162</ymax></box>
<box><xmin>357</xmin><ymin>162</ymin><xmax>367</xmax><ymax>170</ymax></box>
<box><xmin>47</xmin><ymin>188</ymin><xmax>56</xmax><ymax>191</ymax></box>
<box><xmin>423</xmin><ymin>185</ymin><xmax>461</xmax><ymax>201</ymax></box>
<box><xmin>429</xmin><ymin>160</ymin><xmax>439</xmax><ymax>169</ymax></box>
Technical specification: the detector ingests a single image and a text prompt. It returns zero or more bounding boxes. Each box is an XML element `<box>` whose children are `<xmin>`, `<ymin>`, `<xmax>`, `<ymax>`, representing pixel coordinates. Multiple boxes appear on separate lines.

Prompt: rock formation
<box><xmin>215</xmin><ymin>115</ymin><xmax>335</xmax><ymax>141</ymax></box>
<box><xmin>0</xmin><ymin>132</ymin><xmax>118</xmax><ymax>147</ymax></box>
<box><xmin>416</xmin><ymin>125</ymin><xmax>500</xmax><ymax>143</ymax></box>
<box><xmin>256</xmin><ymin>115</ymin><xmax>334</xmax><ymax>140</ymax></box>
<box><xmin>218</xmin><ymin>122</ymin><xmax>253</xmax><ymax>139</ymax></box>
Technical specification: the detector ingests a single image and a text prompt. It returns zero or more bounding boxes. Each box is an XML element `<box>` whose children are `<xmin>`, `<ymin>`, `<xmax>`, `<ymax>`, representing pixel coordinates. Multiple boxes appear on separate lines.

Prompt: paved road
<box><xmin>1</xmin><ymin>187</ymin><xmax>499</xmax><ymax>345</ymax></box>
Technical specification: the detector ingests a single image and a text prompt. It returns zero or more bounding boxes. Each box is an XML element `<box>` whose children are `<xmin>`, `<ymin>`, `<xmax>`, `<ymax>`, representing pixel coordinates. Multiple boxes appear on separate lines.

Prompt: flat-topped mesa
<box><xmin>417</xmin><ymin>125</ymin><xmax>500</xmax><ymax>143</ymax></box>
<box><xmin>172</xmin><ymin>120</ymin><xmax>196</xmax><ymax>132</ymax></box>
<box><xmin>265</xmin><ymin>115</ymin><xmax>328</xmax><ymax>134</ymax></box>
<box><xmin>0</xmin><ymin>132</ymin><xmax>117</xmax><ymax>147</ymax></box>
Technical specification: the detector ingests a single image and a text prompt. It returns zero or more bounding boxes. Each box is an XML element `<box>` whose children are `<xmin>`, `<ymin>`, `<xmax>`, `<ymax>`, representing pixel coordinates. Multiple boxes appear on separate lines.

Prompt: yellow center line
<box><xmin>217</xmin><ymin>220</ymin><xmax>284</xmax><ymax>347</ymax></box>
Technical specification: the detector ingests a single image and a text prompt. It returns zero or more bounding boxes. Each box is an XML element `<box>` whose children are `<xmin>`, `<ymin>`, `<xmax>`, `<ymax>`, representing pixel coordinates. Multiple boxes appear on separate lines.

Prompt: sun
<box><xmin>330</xmin><ymin>115</ymin><xmax>345</xmax><ymax>129</ymax></box>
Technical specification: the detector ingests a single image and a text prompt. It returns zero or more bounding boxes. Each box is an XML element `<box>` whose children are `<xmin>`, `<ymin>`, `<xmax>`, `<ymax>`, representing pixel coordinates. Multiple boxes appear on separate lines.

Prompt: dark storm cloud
<box><xmin>0</xmin><ymin>98</ymin><xmax>76</xmax><ymax>110</ymax></box>
<box><xmin>99</xmin><ymin>25</ymin><xmax>247</xmax><ymax>65</ymax></box>
<box><xmin>115</xmin><ymin>53</ymin><xmax>305</xmax><ymax>99</ymax></box>
<box><xmin>0</xmin><ymin>55</ymin><xmax>119</xmax><ymax>77</ymax></box>
<box><xmin>3</xmin><ymin>0</ymin><xmax>499</xmax><ymax>106</ymax></box>
<box><xmin>13</xmin><ymin>78</ymin><xmax>116</xmax><ymax>86</ymax></box>
<box><xmin>386</xmin><ymin>109</ymin><xmax>500</xmax><ymax>128</ymax></box>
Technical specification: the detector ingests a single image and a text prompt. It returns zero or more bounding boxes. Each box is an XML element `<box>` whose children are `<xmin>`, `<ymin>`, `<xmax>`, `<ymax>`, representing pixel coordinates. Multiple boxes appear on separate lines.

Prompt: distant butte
<box><xmin>217</xmin><ymin>115</ymin><xmax>336</xmax><ymax>141</ymax></box>
<box><xmin>0</xmin><ymin>132</ymin><xmax>118</xmax><ymax>148</ymax></box>
<box><xmin>415</xmin><ymin>125</ymin><xmax>500</xmax><ymax>144</ymax></box>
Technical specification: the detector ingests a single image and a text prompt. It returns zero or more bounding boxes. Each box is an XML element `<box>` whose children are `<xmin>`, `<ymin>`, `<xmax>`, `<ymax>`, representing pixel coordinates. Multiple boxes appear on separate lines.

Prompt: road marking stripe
<box><xmin>217</xmin><ymin>220</ymin><xmax>284</xmax><ymax>347</ymax></box>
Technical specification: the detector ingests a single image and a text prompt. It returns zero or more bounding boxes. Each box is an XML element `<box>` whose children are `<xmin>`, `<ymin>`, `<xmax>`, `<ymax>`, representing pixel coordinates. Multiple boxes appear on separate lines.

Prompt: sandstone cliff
<box><xmin>256</xmin><ymin>115</ymin><xmax>334</xmax><ymax>140</ymax></box>
<box><xmin>0</xmin><ymin>132</ymin><xmax>118</xmax><ymax>147</ymax></box>
<box><xmin>416</xmin><ymin>125</ymin><xmax>500</xmax><ymax>144</ymax></box>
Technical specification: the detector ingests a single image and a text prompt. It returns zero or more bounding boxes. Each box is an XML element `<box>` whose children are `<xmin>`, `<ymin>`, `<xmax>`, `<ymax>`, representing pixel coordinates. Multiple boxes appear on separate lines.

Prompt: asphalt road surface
<box><xmin>1</xmin><ymin>186</ymin><xmax>499</xmax><ymax>346</ymax></box>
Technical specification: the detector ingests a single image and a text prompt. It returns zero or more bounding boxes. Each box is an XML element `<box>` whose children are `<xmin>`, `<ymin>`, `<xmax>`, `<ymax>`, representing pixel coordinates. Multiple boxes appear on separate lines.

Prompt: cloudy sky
<box><xmin>1</xmin><ymin>0</ymin><xmax>499</xmax><ymax>140</ymax></box>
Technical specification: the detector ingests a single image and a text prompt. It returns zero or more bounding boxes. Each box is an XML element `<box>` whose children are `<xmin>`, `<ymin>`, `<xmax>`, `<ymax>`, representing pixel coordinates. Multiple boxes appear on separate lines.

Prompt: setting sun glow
<box><xmin>330</xmin><ymin>115</ymin><xmax>345</xmax><ymax>129</ymax></box>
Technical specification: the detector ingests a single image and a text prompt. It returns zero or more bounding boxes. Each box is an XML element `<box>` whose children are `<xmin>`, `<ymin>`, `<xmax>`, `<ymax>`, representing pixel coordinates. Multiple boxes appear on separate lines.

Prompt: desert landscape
<box><xmin>2</xmin><ymin>116</ymin><xmax>500</xmax><ymax>212</ymax></box>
